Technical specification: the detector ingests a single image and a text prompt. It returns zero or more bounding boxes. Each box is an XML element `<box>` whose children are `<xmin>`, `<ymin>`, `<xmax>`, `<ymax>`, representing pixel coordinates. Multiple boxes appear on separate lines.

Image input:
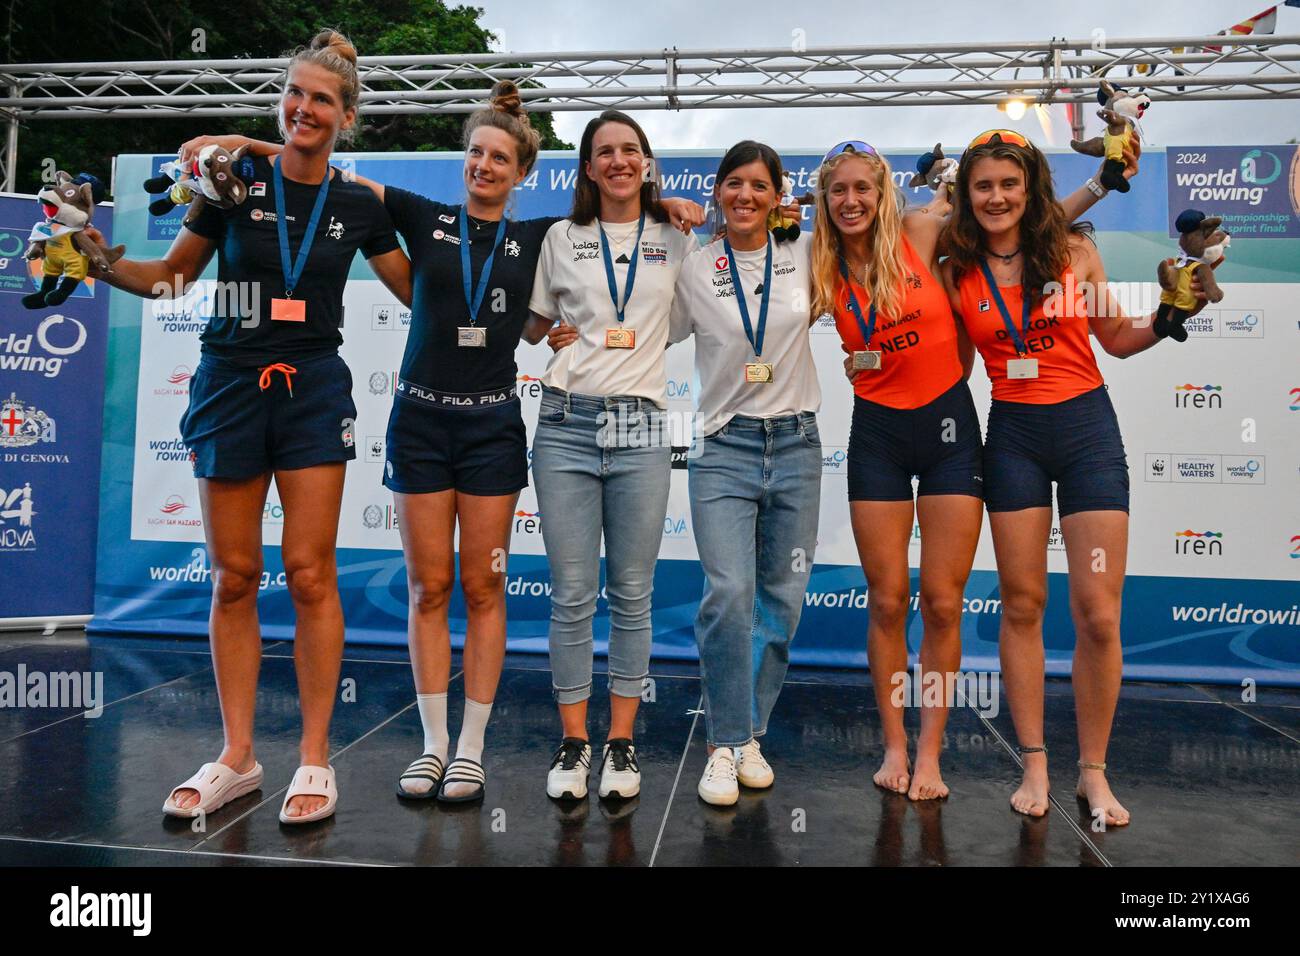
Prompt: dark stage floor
<box><xmin>0</xmin><ymin>630</ymin><xmax>1296</xmax><ymax>867</ymax></box>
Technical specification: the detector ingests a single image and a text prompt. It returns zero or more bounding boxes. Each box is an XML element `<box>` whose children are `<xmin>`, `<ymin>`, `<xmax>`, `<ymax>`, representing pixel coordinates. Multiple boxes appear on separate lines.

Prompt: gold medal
<box><xmin>744</xmin><ymin>362</ymin><xmax>774</xmax><ymax>384</ymax></box>
<box><xmin>605</xmin><ymin>328</ymin><xmax>636</xmax><ymax>349</ymax></box>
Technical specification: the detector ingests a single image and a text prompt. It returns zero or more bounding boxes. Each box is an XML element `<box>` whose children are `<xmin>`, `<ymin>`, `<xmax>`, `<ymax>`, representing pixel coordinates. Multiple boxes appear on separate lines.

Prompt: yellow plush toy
<box><xmin>1069</xmin><ymin>81</ymin><xmax>1151</xmax><ymax>194</ymax></box>
<box><xmin>22</xmin><ymin>171</ymin><xmax>124</xmax><ymax>309</ymax></box>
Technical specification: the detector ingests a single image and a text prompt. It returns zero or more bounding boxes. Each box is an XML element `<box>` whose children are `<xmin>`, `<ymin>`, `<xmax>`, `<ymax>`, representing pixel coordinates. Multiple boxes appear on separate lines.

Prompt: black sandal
<box><xmin>436</xmin><ymin>757</ymin><xmax>486</xmax><ymax>803</ymax></box>
<box><xmin>396</xmin><ymin>753</ymin><xmax>445</xmax><ymax>800</ymax></box>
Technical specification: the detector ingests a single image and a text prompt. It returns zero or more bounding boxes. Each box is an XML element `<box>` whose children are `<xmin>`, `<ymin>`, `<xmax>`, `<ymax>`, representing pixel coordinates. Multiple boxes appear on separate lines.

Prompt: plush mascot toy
<box><xmin>1069</xmin><ymin>81</ymin><xmax>1150</xmax><ymax>193</ymax></box>
<box><xmin>22</xmin><ymin>171</ymin><xmax>125</xmax><ymax>309</ymax></box>
<box><xmin>769</xmin><ymin>175</ymin><xmax>814</xmax><ymax>242</ymax></box>
<box><xmin>143</xmin><ymin>143</ymin><xmax>252</xmax><ymax>225</ymax></box>
<box><xmin>909</xmin><ymin>143</ymin><xmax>958</xmax><ymax>197</ymax></box>
<box><xmin>1155</xmin><ymin>209</ymin><xmax>1228</xmax><ymax>343</ymax></box>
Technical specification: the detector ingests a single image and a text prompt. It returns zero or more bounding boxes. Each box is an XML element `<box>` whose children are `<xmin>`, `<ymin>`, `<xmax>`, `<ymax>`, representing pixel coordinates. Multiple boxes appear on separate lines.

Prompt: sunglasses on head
<box><xmin>967</xmin><ymin>129</ymin><xmax>1032</xmax><ymax>150</ymax></box>
<box><xmin>821</xmin><ymin>140</ymin><xmax>879</xmax><ymax>165</ymax></box>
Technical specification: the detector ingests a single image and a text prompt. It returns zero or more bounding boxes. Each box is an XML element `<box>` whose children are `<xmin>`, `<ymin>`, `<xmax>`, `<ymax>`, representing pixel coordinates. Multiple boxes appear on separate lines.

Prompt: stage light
<box><xmin>1000</xmin><ymin>97</ymin><xmax>1029</xmax><ymax>121</ymax></box>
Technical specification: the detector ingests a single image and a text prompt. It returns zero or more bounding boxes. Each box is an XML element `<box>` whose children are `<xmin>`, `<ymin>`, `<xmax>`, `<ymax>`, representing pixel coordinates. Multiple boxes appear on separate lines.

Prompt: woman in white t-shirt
<box><xmin>668</xmin><ymin>141</ymin><xmax>822</xmax><ymax>806</ymax></box>
<box><xmin>524</xmin><ymin>110</ymin><xmax>702</xmax><ymax>802</ymax></box>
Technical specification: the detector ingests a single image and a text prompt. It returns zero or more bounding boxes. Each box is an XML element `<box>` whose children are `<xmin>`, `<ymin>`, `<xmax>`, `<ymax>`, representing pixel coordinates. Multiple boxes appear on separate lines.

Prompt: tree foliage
<box><xmin>4</xmin><ymin>0</ymin><xmax>571</xmax><ymax>194</ymax></box>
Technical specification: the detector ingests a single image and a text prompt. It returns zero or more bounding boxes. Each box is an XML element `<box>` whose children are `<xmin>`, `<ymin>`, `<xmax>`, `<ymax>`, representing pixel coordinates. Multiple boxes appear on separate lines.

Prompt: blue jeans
<box><xmin>533</xmin><ymin>386</ymin><xmax>672</xmax><ymax>704</ymax></box>
<box><xmin>688</xmin><ymin>413</ymin><xmax>822</xmax><ymax>747</ymax></box>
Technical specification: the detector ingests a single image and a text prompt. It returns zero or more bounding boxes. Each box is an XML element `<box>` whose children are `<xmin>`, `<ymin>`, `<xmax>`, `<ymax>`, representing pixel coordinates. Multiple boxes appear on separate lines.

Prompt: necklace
<box><xmin>844</xmin><ymin>256</ymin><xmax>868</xmax><ymax>286</ymax></box>
<box><xmin>987</xmin><ymin>247</ymin><xmax>1021</xmax><ymax>263</ymax></box>
<box><xmin>601</xmin><ymin>221</ymin><xmax>640</xmax><ymax>254</ymax></box>
<box><xmin>467</xmin><ymin>212</ymin><xmax>500</xmax><ymax>230</ymax></box>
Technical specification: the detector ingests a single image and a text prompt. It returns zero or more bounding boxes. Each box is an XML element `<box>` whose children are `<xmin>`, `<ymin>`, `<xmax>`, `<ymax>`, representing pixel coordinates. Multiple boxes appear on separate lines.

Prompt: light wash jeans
<box><xmin>688</xmin><ymin>412</ymin><xmax>822</xmax><ymax>747</ymax></box>
<box><xmin>533</xmin><ymin>385</ymin><xmax>672</xmax><ymax>704</ymax></box>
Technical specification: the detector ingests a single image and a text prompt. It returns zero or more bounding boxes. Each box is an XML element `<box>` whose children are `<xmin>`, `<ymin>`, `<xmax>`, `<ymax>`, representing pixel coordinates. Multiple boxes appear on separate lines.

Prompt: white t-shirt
<box><xmin>529</xmin><ymin>217</ymin><xmax>699</xmax><ymax>406</ymax></box>
<box><xmin>669</xmin><ymin>232</ymin><xmax>821</xmax><ymax>438</ymax></box>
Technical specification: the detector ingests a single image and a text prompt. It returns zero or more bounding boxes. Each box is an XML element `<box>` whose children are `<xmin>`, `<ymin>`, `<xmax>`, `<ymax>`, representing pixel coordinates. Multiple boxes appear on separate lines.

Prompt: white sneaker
<box><xmin>546</xmin><ymin>737</ymin><xmax>591</xmax><ymax>800</ymax></box>
<box><xmin>598</xmin><ymin>738</ymin><xmax>641</xmax><ymax>799</ymax></box>
<box><xmin>737</xmin><ymin>738</ymin><xmax>774</xmax><ymax>789</ymax></box>
<box><xmin>698</xmin><ymin>747</ymin><xmax>739</xmax><ymax>806</ymax></box>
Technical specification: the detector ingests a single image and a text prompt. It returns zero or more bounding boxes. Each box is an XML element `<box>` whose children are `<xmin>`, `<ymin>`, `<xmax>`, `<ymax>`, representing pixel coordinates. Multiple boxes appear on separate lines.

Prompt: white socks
<box><xmin>442</xmin><ymin>697</ymin><xmax>493</xmax><ymax>799</ymax></box>
<box><xmin>417</xmin><ymin>692</ymin><xmax>449</xmax><ymax>759</ymax></box>
<box><xmin>399</xmin><ymin>693</ymin><xmax>449</xmax><ymax>797</ymax></box>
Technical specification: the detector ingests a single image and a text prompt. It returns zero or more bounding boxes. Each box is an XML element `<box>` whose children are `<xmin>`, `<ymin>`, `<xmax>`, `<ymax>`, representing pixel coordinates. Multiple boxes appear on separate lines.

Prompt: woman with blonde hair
<box><xmin>93</xmin><ymin>29</ymin><xmax>412</xmax><ymax>823</ymax></box>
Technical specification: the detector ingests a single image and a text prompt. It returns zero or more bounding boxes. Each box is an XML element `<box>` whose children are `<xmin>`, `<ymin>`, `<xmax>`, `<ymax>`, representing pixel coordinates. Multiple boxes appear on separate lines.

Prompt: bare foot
<box><xmin>167</xmin><ymin>751</ymin><xmax>255</xmax><ymax>812</ymax></box>
<box><xmin>873</xmin><ymin>747</ymin><xmax>910</xmax><ymax>794</ymax></box>
<box><xmin>1010</xmin><ymin>752</ymin><xmax>1050</xmax><ymax>817</ymax></box>
<box><xmin>1076</xmin><ymin>768</ymin><xmax>1130</xmax><ymax>828</ymax></box>
<box><xmin>282</xmin><ymin>793</ymin><xmax>328</xmax><ymax>818</ymax></box>
<box><xmin>908</xmin><ymin>755</ymin><xmax>949</xmax><ymax>801</ymax></box>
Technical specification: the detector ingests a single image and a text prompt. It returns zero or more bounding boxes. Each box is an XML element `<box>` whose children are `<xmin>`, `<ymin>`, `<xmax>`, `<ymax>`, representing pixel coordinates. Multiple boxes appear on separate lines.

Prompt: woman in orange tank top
<box><xmin>811</xmin><ymin>142</ymin><xmax>982</xmax><ymax>801</ymax></box>
<box><xmin>940</xmin><ymin>129</ymin><xmax>1213</xmax><ymax>827</ymax></box>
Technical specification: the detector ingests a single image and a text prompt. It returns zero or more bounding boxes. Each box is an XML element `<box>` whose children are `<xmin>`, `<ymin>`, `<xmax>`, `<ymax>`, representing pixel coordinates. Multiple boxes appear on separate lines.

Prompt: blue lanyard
<box><xmin>272</xmin><ymin>156</ymin><xmax>331</xmax><ymax>298</ymax></box>
<box><xmin>839</xmin><ymin>256</ymin><xmax>877</xmax><ymax>346</ymax></box>
<box><xmin>598</xmin><ymin>214</ymin><xmax>645</xmax><ymax>324</ymax></box>
<box><xmin>459</xmin><ymin>207</ymin><xmax>508</xmax><ymax>326</ymax></box>
<box><xmin>723</xmin><ymin>234</ymin><xmax>773</xmax><ymax>358</ymax></box>
<box><xmin>977</xmin><ymin>258</ymin><xmax>1032</xmax><ymax>355</ymax></box>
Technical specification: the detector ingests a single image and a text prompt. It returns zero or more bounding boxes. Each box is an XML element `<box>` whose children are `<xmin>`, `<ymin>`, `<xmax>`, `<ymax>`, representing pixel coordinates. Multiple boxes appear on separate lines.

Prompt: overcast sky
<box><xmin>473</xmin><ymin>0</ymin><xmax>1300</xmax><ymax>151</ymax></box>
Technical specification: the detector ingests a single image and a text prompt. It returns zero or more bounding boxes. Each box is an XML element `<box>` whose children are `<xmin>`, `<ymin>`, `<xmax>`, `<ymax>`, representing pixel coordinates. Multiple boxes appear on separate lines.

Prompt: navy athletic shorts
<box><xmin>847</xmin><ymin>379</ymin><xmax>984</xmax><ymax>501</ymax></box>
<box><xmin>383</xmin><ymin>379</ymin><xmax>528</xmax><ymax>496</ymax></box>
<box><xmin>180</xmin><ymin>351</ymin><xmax>357</xmax><ymax>480</ymax></box>
<box><xmin>983</xmin><ymin>384</ymin><xmax>1129</xmax><ymax>516</ymax></box>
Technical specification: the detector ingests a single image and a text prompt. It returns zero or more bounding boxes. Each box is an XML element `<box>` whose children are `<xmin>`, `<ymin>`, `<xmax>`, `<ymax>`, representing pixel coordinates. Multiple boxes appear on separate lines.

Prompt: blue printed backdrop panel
<box><xmin>91</xmin><ymin>148</ymin><xmax>1300</xmax><ymax>685</ymax></box>
<box><xmin>0</xmin><ymin>193</ymin><xmax>111</xmax><ymax>620</ymax></box>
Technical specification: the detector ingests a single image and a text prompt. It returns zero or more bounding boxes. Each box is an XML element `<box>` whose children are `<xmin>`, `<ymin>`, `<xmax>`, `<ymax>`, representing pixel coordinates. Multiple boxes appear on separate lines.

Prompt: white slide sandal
<box><xmin>279</xmin><ymin>764</ymin><xmax>337</xmax><ymax>825</ymax></box>
<box><xmin>162</xmin><ymin>761</ymin><xmax>264</xmax><ymax>818</ymax></box>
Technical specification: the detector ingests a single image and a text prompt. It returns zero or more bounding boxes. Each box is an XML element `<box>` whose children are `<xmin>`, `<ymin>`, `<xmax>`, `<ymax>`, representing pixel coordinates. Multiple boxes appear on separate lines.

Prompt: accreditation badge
<box><xmin>851</xmin><ymin>350</ymin><xmax>882</xmax><ymax>371</ymax></box>
<box><xmin>457</xmin><ymin>326</ymin><xmax>487</xmax><ymax>348</ymax></box>
<box><xmin>1007</xmin><ymin>357</ymin><xmax>1039</xmax><ymax>380</ymax></box>
<box><xmin>605</xmin><ymin>328</ymin><xmax>636</xmax><ymax>349</ymax></box>
<box><xmin>744</xmin><ymin>362</ymin><xmax>774</xmax><ymax>384</ymax></box>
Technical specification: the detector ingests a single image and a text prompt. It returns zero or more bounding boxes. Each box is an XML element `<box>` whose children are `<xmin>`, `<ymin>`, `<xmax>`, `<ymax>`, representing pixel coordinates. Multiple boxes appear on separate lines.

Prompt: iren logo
<box><xmin>49</xmin><ymin>886</ymin><xmax>151</xmax><ymax>936</ymax></box>
<box><xmin>1174</xmin><ymin>384</ymin><xmax>1222</xmax><ymax>409</ymax></box>
<box><xmin>1175</xmin><ymin>529</ymin><xmax>1223</xmax><ymax>556</ymax></box>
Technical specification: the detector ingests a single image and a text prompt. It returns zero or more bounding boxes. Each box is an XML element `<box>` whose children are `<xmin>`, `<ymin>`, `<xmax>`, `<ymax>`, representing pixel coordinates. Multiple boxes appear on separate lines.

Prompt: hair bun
<box><xmin>310</xmin><ymin>28</ymin><xmax>358</xmax><ymax>67</ymax></box>
<box><xmin>489</xmin><ymin>80</ymin><xmax>524</xmax><ymax>118</ymax></box>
